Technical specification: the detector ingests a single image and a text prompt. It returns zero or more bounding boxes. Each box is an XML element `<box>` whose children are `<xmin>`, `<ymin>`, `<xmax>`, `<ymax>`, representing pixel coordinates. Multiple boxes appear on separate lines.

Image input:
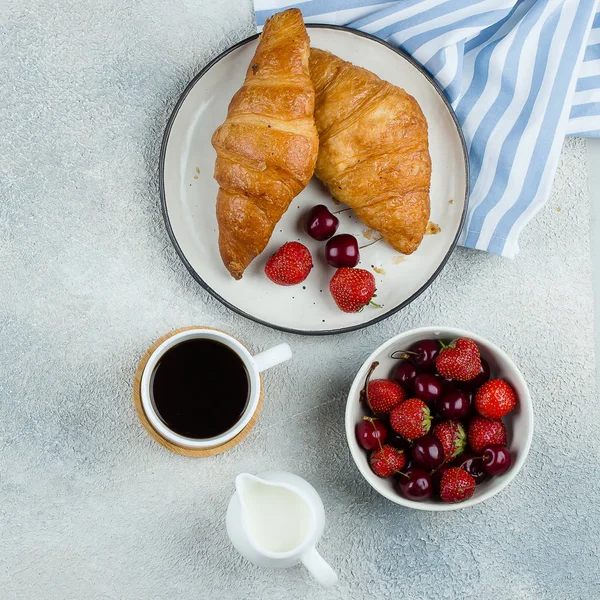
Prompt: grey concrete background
<box><xmin>1</xmin><ymin>1</ymin><xmax>598</xmax><ymax>599</ymax></box>
<box><xmin>589</xmin><ymin>139</ymin><xmax>600</xmax><ymax>392</ymax></box>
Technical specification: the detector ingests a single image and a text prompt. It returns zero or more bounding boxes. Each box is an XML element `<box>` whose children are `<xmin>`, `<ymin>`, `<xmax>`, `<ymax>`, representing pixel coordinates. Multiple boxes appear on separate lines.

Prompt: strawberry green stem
<box><xmin>438</xmin><ymin>339</ymin><xmax>458</xmax><ymax>350</ymax></box>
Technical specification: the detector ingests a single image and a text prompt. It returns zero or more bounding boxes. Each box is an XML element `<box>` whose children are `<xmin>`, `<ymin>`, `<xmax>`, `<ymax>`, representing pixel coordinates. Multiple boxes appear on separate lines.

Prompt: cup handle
<box><xmin>301</xmin><ymin>547</ymin><xmax>338</xmax><ymax>588</ymax></box>
<box><xmin>251</xmin><ymin>343</ymin><xmax>292</xmax><ymax>373</ymax></box>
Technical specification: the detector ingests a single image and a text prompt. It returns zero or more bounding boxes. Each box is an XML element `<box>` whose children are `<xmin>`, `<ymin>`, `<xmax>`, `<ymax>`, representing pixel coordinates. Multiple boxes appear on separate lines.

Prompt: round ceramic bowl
<box><xmin>345</xmin><ymin>326</ymin><xmax>533</xmax><ymax>511</ymax></box>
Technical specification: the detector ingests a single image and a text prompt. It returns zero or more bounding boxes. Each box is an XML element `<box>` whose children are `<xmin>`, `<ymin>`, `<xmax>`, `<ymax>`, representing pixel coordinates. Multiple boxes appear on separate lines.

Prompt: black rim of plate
<box><xmin>159</xmin><ymin>24</ymin><xmax>470</xmax><ymax>336</ymax></box>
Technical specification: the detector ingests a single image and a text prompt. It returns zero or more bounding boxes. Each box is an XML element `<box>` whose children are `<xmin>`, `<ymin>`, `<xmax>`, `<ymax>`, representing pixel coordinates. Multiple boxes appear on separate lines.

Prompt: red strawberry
<box><xmin>369</xmin><ymin>445</ymin><xmax>406</xmax><ymax>478</ymax></box>
<box><xmin>439</xmin><ymin>467</ymin><xmax>476</xmax><ymax>503</ymax></box>
<box><xmin>264</xmin><ymin>242</ymin><xmax>312</xmax><ymax>285</ymax></box>
<box><xmin>367</xmin><ymin>379</ymin><xmax>405</xmax><ymax>414</ymax></box>
<box><xmin>360</xmin><ymin>362</ymin><xmax>404</xmax><ymax>415</ymax></box>
<box><xmin>431</xmin><ymin>463</ymin><xmax>454</xmax><ymax>496</ymax></box>
<box><xmin>435</xmin><ymin>338</ymin><xmax>481</xmax><ymax>381</ymax></box>
<box><xmin>432</xmin><ymin>420</ymin><xmax>467</xmax><ymax>463</ymax></box>
<box><xmin>475</xmin><ymin>379</ymin><xmax>517</xmax><ymax>419</ymax></box>
<box><xmin>389</xmin><ymin>399</ymin><xmax>432</xmax><ymax>440</ymax></box>
<box><xmin>468</xmin><ymin>416</ymin><xmax>507</xmax><ymax>453</ymax></box>
<box><xmin>329</xmin><ymin>268</ymin><xmax>377</xmax><ymax>313</ymax></box>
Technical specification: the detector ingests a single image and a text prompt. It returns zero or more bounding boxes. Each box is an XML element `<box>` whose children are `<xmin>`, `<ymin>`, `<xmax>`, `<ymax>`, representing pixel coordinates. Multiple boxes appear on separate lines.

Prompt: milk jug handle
<box><xmin>301</xmin><ymin>547</ymin><xmax>338</xmax><ymax>588</ymax></box>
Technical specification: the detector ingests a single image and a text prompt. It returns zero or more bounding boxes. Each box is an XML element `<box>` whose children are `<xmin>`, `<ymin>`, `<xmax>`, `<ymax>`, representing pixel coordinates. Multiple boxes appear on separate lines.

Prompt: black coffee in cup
<box><xmin>151</xmin><ymin>339</ymin><xmax>249</xmax><ymax>439</ymax></box>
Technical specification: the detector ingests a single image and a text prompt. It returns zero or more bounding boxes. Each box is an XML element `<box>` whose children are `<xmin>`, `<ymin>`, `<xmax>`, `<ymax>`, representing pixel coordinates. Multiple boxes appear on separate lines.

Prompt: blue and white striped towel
<box><xmin>254</xmin><ymin>1</ymin><xmax>600</xmax><ymax>257</ymax></box>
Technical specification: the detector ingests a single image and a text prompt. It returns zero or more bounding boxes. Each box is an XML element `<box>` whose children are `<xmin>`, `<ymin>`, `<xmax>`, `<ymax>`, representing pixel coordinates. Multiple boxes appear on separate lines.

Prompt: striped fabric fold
<box><xmin>254</xmin><ymin>0</ymin><xmax>600</xmax><ymax>257</ymax></box>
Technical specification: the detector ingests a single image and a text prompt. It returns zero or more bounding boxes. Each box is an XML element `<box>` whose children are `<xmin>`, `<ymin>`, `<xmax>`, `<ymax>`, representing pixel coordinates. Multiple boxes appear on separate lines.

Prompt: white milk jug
<box><xmin>226</xmin><ymin>471</ymin><xmax>338</xmax><ymax>587</ymax></box>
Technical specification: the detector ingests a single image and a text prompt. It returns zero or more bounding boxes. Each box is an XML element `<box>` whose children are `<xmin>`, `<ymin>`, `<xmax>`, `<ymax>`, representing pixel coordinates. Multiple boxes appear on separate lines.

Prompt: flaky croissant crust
<box><xmin>212</xmin><ymin>9</ymin><xmax>319</xmax><ymax>279</ymax></box>
<box><xmin>310</xmin><ymin>48</ymin><xmax>431</xmax><ymax>255</ymax></box>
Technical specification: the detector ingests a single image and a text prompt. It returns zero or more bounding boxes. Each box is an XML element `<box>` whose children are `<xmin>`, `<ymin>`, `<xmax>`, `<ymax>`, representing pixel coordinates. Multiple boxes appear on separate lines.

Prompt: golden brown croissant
<box><xmin>211</xmin><ymin>9</ymin><xmax>319</xmax><ymax>279</ymax></box>
<box><xmin>309</xmin><ymin>48</ymin><xmax>431</xmax><ymax>255</ymax></box>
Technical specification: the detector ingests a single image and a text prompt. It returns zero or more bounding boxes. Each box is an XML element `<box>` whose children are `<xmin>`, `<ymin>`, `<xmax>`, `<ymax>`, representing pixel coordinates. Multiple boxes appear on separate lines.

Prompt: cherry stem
<box><xmin>360</xmin><ymin>361</ymin><xmax>379</xmax><ymax>413</ymax></box>
<box><xmin>362</xmin><ymin>416</ymin><xmax>386</xmax><ymax>453</ymax></box>
<box><xmin>390</xmin><ymin>350</ymin><xmax>417</xmax><ymax>360</ymax></box>
<box><xmin>359</xmin><ymin>238</ymin><xmax>382</xmax><ymax>249</ymax></box>
<box><xmin>333</xmin><ymin>207</ymin><xmax>352</xmax><ymax>214</ymax></box>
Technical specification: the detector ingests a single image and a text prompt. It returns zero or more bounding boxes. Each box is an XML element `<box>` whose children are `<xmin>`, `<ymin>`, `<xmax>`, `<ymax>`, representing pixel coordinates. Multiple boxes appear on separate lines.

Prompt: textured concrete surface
<box><xmin>1</xmin><ymin>1</ymin><xmax>598</xmax><ymax>599</ymax></box>
<box><xmin>589</xmin><ymin>139</ymin><xmax>600</xmax><ymax>392</ymax></box>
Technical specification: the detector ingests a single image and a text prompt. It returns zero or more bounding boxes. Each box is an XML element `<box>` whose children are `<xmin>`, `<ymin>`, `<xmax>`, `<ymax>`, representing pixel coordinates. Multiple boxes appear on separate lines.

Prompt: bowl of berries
<box><xmin>345</xmin><ymin>326</ymin><xmax>533</xmax><ymax>510</ymax></box>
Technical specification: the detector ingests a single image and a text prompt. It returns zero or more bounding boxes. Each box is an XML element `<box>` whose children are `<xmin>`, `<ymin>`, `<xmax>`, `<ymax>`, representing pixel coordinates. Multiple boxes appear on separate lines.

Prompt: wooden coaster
<box><xmin>133</xmin><ymin>326</ymin><xmax>263</xmax><ymax>457</ymax></box>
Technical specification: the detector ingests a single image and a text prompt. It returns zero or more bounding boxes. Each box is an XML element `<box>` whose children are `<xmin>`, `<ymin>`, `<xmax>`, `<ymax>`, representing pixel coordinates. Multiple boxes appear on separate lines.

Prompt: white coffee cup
<box><xmin>140</xmin><ymin>328</ymin><xmax>292</xmax><ymax>449</ymax></box>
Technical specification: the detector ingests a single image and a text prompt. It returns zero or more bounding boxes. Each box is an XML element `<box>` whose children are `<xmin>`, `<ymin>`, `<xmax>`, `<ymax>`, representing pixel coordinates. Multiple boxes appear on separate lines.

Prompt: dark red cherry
<box><xmin>457</xmin><ymin>452</ymin><xmax>488</xmax><ymax>484</ymax></box>
<box><xmin>386</xmin><ymin>430</ymin><xmax>411</xmax><ymax>451</ymax></box>
<box><xmin>414</xmin><ymin>373</ymin><xmax>444</xmax><ymax>404</ymax></box>
<box><xmin>399</xmin><ymin>458</ymin><xmax>415</xmax><ymax>474</ymax></box>
<box><xmin>436</xmin><ymin>373</ymin><xmax>458</xmax><ymax>392</ymax></box>
<box><xmin>355</xmin><ymin>417</ymin><xmax>388</xmax><ymax>451</ymax></box>
<box><xmin>396</xmin><ymin>468</ymin><xmax>432</xmax><ymax>501</ymax></box>
<box><xmin>325</xmin><ymin>234</ymin><xmax>359</xmax><ymax>268</ymax></box>
<box><xmin>411</xmin><ymin>434</ymin><xmax>445</xmax><ymax>471</ymax></box>
<box><xmin>392</xmin><ymin>362</ymin><xmax>419</xmax><ymax>393</ymax></box>
<box><xmin>306</xmin><ymin>205</ymin><xmax>339</xmax><ymax>241</ymax></box>
<box><xmin>400</xmin><ymin>339</ymin><xmax>440</xmax><ymax>371</ymax></box>
<box><xmin>437</xmin><ymin>390</ymin><xmax>472</xmax><ymax>419</ymax></box>
<box><xmin>481</xmin><ymin>445</ymin><xmax>512</xmax><ymax>475</ymax></box>
<box><xmin>412</xmin><ymin>339</ymin><xmax>440</xmax><ymax>370</ymax></box>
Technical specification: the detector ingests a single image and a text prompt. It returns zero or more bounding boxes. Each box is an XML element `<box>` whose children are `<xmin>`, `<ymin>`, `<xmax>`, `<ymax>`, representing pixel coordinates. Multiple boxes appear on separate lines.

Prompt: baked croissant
<box><xmin>211</xmin><ymin>9</ymin><xmax>319</xmax><ymax>279</ymax></box>
<box><xmin>309</xmin><ymin>48</ymin><xmax>431</xmax><ymax>255</ymax></box>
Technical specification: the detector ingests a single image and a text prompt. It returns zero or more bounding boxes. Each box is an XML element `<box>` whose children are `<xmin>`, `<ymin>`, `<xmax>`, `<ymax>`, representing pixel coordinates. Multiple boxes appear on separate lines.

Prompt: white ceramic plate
<box><xmin>160</xmin><ymin>26</ymin><xmax>469</xmax><ymax>335</ymax></box>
